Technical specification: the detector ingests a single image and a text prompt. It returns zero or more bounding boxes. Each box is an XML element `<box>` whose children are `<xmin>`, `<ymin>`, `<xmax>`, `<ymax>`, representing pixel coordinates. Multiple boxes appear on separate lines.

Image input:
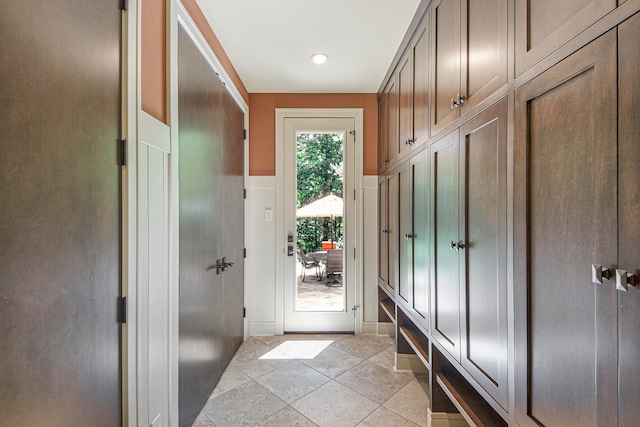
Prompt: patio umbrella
<box><xmin>296</xmin><ymin>194</ymin><xmax>343</xmax><ymax>248</ymax></box>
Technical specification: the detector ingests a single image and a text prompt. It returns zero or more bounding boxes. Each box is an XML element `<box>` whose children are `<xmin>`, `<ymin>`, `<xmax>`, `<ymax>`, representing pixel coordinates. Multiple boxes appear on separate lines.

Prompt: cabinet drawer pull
<box><xmin>591</xmin><ymin>264</ymin><xmax>611</xmax><ymax>284</ymax></box>
<box><xmin>616</xmin><ymin>269</ymin><xmax>637</xmax><ymax>292</ymax></box>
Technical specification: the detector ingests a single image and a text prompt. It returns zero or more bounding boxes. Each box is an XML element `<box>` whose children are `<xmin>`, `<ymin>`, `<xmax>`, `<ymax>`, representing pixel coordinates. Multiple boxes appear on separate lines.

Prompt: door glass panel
<box><xmin>295</xmin><ymin>132</ymin><xmax>345</xmax><ymax>311</ymax></box>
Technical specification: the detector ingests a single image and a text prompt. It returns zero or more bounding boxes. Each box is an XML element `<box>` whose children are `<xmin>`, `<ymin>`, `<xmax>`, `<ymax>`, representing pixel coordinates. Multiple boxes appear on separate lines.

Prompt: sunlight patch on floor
<box><xmin>259</xmin><ymin>340</ymin><xmax>333</xmax><ymax>360</ymax></box>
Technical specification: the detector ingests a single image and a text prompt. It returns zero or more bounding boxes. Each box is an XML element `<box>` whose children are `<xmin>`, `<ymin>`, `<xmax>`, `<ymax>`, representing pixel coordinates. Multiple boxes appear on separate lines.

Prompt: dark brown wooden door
<box><xmin>378</xmin><ymin>94</ymin><xmax>389</xmax><ymax>173</ymax></box>
<box><xmin>431</xmin><ymin>0</ymin><xmax>461</xmax><ymax>136</ymax></box>
<box><xmin>0</xmin><ymin>1</ymin><xmax>122</xmax><ymax>425</ymax></box>
<box><xmin>514</xmin><ymin>31</ymin><xmax>618</xmax><ymax>427</ymax></box>
<box><xmin>386</xmin><ymin>79</ymin><xmax>399</xmax><ymax>168</ymax></box>
<box><xmin>515</xmin><ymin>0</ymin><xmax>615</xmax><ymax>75</ymax></box>
<box><xmin>459</xmin><ymin>0</ymin><xmax>508</xmax><ymax>115</ymax></box>
<box><xmin>459</xmin><ymin>99</ymin><xmax>508</xmax><ymax>411</ymax></box>
<box><xmin>387</xmin><ymin>173</ymin><xmax>398</xmax><ymax>292</ymax></box>
<box><xmin>378</xmin><ymin>176</ymin><xmax>389</xmax><ymax>288</ymax></box>
<box><xmin>178</xmin><ymin>27</ymin><xmax>244</xmax><ymax>427</ymax></box>
<box><xmin>411</xmin><ymin>149</ymin><xmax>430</xmax><ymax>331</ymax></box>
<box><xmin>413</xmin><ymin>25</ymin><xmax>430</xmax><ymax>148</ymax></box>
<box><xmin>617</xmin><ymin>12</ymin><xmax>640</xmax><ymax>427</ymax></box>
<box><xmin>398</xmin><ymin>55</ymin><xmax>413</xmax><ymax>160</ymax></box>
<box><xmin>430</xmin><ymin>130</ymin><xmax>461</xmax><ymax>362</ymax></box>
<box><xmin>398</xmin><ymin>161</ymin><xmax>413</xmax><ymax>307</ymax></box>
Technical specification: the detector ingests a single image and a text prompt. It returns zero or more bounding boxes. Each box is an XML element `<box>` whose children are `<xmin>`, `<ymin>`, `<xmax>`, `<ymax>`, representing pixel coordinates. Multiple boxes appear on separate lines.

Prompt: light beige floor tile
<box><xmin>210</xmin><ymin>368</ymin><xmax>252</xmax><ymax>398</ymax></box>
<box><xmin>367</xmin><ymin>345</ymin><xmax>396</xmax><ymax>371</ymax></box>
<box><xmin>291</xmin><ymin>381</ymin><xmax>379</xmax><ymax>427</ymax></box>
<box><xmin>203</xmin><ymin>380</ymin><xmax>286</xmax><ymax>427</ymax></box>
<box><xmin>227</xmin><ymin>346</ymin><xmax>292</xmax><ymax>379</ymax></box>
<box><xmin>299</xmin><ymin>345</ymin><xmax>364</xmax><ymax>378</ymax></box>
<box><xmin>382</xmin><ymin>378</ymin><xmax>430</xmax><ymax>427</ymax></box>
<box><xmin>271</xmin><ymin>339</ymin><xmax>336</xmax><ymax>360</ymax></box>
<box><xmin>254</xmin><ymin>335</ymin><xmax>288</xmax><ymax>346</ymax></box>
<box><xmin>335</xmin><ymin>360</ymin><xmax>411</xmax><ymax>404</ymax></box>
<box><xmin>255</xmin><ymin>360</ymin><xmax>330</xmax><ymax>403</ymax></box>
<box><xmin>357</xmin><ymin>406</ymin><xmax>421</xmax><ymax>427</ymax></box>
<box><xmin>192</xmin><ymin>412</ymin><xmax>216</xmax><ymax>427</ymax></box>
<box><xmin>332</xmin><ymin>335</ymin><xmax>392</xmax><ymax>359</ymax></box>
<box><xmin>256</xmin><ymin>406</ymin><xmax>319</xmax><ymax>427</ymax></box>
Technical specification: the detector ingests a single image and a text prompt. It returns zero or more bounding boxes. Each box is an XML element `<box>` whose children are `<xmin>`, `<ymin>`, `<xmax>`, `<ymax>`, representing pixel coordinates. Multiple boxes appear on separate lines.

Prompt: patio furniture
<box><xmin>297</xmin><ymin>243</ymin><xmax>321</xmax><ymax>282</ymax></box>
<box><xmin>325</xmin><ymin>249</ymin><xmax>343</xmax><ymax>286</ymax></box>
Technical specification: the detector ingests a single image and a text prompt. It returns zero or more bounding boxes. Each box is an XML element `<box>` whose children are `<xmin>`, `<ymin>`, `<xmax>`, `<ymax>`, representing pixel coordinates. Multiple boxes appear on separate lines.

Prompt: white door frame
<box><xmin>275</xmin><ymin>109</ymin><xmax>364</xmax><ymax>335</ymax></box>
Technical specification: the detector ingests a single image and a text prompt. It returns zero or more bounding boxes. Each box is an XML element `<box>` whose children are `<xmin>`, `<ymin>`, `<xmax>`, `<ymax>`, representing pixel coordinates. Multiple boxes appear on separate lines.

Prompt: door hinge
<box><xmin>244</xmin><ymin>248</ymin><xmax>247</xmax><ymax>258</ymax></box>
<box><xmin>353</xmin><ymin>248</ymin><xmax>356</xmax><ymax>259</ymax></box>
<box><xmin>243</xmin><ymin>189</ymin><xmax>247</xmax><ymax>199</ymax></box>
<box><xmin>121</xmin><ymin>0</ymin><xmax>127</xmax><ymax>10</ymax></box>
<box><xmin>353</xmin><ymin>189</ymin><xmax>356</xmax><ymax>200</ymax></box>
<box><xmin>119</xmin><ymin>296</ymin><xmax>127</xmax><ymax>324</ymax></box>
<box><xmin>243</xmin><ymin>129</ymin><xmax>247</xmax><ymax>140</ymax></box>
<box><xmin>243</xmin><ymin>307</ymin><xmax>246</xmax><ymax>318</ymax></box>
<box><xmin>120</xmin><ymin>139</ymin><xmax>127</xmax><ymax>166</ymax></box>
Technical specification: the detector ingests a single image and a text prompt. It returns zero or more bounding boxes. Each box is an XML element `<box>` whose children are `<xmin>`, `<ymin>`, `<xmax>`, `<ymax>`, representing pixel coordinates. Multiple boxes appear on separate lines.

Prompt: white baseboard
<box><xmin>427</xmin><ymin>410</ymin><xmax>468</xmax><ymax>427</ymax></box>
<box><xmin>395</xmin><ymin>353</ymin><xmax>428</xmax><ymax>373</ymax></box>
<box><xmin>249</xmin><ymin>322</ymin><xmax>276</xmax><ymax>336</ymax></box>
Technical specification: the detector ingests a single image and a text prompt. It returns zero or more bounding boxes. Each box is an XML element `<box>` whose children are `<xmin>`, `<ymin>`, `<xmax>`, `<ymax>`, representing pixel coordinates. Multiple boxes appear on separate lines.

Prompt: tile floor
<box><xmin>192</xmin><ymin>334</ymin><xmax>430</xmax><ymax>427</ymax></box>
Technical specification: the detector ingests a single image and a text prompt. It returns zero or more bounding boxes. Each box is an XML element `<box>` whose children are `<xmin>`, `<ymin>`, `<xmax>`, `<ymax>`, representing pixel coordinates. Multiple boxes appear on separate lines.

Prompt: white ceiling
<box><xmin>195</xmin><ymin>0</ymin><xmax>422</xmax><ymax>93</ymax></box>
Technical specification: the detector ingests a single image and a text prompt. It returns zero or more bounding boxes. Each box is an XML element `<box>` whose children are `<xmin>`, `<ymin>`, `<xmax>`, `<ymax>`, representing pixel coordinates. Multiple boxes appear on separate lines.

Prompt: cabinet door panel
<box><xmin>387</xmin><ymin>173</ymin><xmax>398</xmax><ymax>292</ymax></box>
<box><xmin>431</xmin><ymin>130</ymin><xmax>461</xmax><ymax>361</ymax></box>
<box><xmin>398</xmin><ymin>56</ymin><xmax>413</xmax><ymax>159</ymax></box>
<box><xmin>378</xmin><ymin>94</ymin><xmax>388</xmax><ymax>172</ymax></box>
<box><xmin>412</xmin><ymin>150</ymin><xmax>430</xmax><ymax>328</ymax></box>
<box><xmin>387</xmin><ymin>80</ymin><xmax>398</xmax><ymax>167</ymax></box>
<box><xmin>413</xmin><ymin>25</ymin><xmax>430</xmax><ymax>146</ymax></box>
<box><xmin>378</xmin><ymin>177</ymin><xmax>389</xmax><ymax>287</ymax></box>
<box><xmin>398</xmin><ymin>163</ymin><xmax>413</xmax><ymax>306</ymax></box>
<box><xmin>515</xmin><ymin>0</ymin><xmax>615</xmax><ymax>75</ymax></box>
<box><xmin>431</xmin><ymin>0</ymin><xmax>461</xmax><ymax>136</ymax></box>
<box><xmin>514</xmin><ymin>31</ymin><xmax>617</xmax><ymax>427</ymax></box>
<box><xmin>461</xmin><ymin>0</ymin><xmax>507</xmax><ymax>114</ymax></box>
<box><xmin>618</xmin><ymin>13</ymin><xmax>640</xmax><ymax>427</ymax></box>
<box><xmin>460</xmin><ymin>99</ymin><xmax>508</xmax><ymax>410</ymax></box>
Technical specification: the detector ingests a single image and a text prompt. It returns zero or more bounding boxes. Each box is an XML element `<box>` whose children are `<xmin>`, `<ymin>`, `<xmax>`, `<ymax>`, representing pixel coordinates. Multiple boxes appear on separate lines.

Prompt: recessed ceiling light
<box><xmin>311</xmin><ymin>53</ymin><xmax>328</xmax><ymax>64</ymax></box>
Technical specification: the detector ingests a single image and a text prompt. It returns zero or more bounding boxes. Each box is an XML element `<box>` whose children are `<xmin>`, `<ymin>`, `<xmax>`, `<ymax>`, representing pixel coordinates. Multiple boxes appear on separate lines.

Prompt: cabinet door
<box><xmin>398</xmin><ymin>162</ymin><xmax>413</xmax><ymax>307</ymax></box>
<box><xmin>378</xmin><ymin>177</ymin><xmax>389</xmax><ymax>288</ymax></box>
<box><xmin>431</xmin><ymin>0</ymin><xmax>461</xmax><ymax>136</ymax></box>
<box><xmin>387</xmin><ymin>173</ymin><xmax>398</xmax><ymax>292</ymax></box>
<box><xmin>398</xmin><ymin>55</ymin><xmax>413</xmax><ymax>160</ymax></box>
<box><xmin>386</xmin><ymin>79</ymin><xmax>399</xmax><ymax>167</ymax></box>
<box><xmin>413</xmin><ymin>25</ymin><xmax>430</xmax><ymax>147</ymax></box>
<box><xmin>515</xmin><ymin>0</ymin><xmax>615</xmax><ymax>75</ymax></box>
<box><xmin>412</xmin><ymin>150</ymin><xmax>430</xmax><ymax>331</ymax></box>
<box><xmin>618</xmin><ymin>13</ymin><xmax>640</xmax><ymax>427</ymax></box>
<box><xmin>460</xmin><ymin>0</ymin><xmax>507</xmax><ymax>114</ymax></box>
<box><xmin>514</xmin><ymin>31</ymin><xmax>618</xmax><ymax>427</ymax></box>
<box><xmin>378</xmin><ymin>93</ymin><xmax>389</xmax><ymax>173</ymax></box>
<box><xmin>430</xmin><ymin>130</ymin><xmax>461</xmax><ymax>361</ymax></box>
<box><xmin>459</xmin><ymin>99</ymin><xmax>508</xmax><ymax>410</ymax></box>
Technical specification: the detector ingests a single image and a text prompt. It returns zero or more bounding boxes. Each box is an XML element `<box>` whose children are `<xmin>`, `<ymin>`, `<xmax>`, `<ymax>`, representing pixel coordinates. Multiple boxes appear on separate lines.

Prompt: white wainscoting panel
<box><xmin>362</xmin><ymin>176</ymin><xmax>379</xmax><ymax>324</ymax></box>
<box><xmin>247</xmin><ymin>176</ymin><xmax>277</xmax><ymax>336</ymax></box>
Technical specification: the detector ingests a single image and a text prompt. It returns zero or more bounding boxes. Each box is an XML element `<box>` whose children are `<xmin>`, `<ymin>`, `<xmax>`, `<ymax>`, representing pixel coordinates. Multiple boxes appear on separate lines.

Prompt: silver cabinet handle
<box><xmin>450</xmin><ymin>241</ymin><xmax>465</xmax><ymax>251</ymax></box>
<box><xmin>591</xmin><ymin>264</ymin><xmax>611</xmax><ymax>284</ymax></box>
<box><xmin>616</xmin><ymin>269</ymin><xmax>637</xmax><ymax>292</ymax></box>
<box><xmin>404</xmin><ymin>233</ymin><xmax>415</xmax><ymax>240</ymax></box>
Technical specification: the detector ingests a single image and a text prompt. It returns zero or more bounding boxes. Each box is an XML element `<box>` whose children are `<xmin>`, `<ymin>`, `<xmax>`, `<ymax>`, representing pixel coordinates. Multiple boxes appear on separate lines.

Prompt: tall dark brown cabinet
<box><xmin>0</xmin><ymin>1</ymin><xmax>122</xmax><ymax>425</ymax></box>
<box><xmin>378</xmin><ymin>0</ymin><xmax>639</xmax><ymax>425</ymax></box>
<box><xmin>178</xmin><ymin>27</ymin><xmax>245</xmax><ymax>427</ymax></box>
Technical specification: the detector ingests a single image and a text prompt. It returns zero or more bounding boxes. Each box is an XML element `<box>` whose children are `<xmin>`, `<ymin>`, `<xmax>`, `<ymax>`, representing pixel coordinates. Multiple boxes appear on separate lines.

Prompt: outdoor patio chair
<box><xmin>297</xmin><ymin>243</ymin><xmax>320</xmax><ymax>282</ymax></box>
<box><xmin>325</xmin><ymin>249</ymin><xmax>343</xmax><ymax>286</ymax></box>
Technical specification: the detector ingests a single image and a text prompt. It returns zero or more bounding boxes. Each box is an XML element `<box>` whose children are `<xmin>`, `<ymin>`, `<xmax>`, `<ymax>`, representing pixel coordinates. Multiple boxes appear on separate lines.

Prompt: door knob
<box><xmin>616</xmin><ymin>269</ymin><xmax>637</xmax><ymax>292</ymax></box>
<box><xmin>591</xmin><ymin>264</ymin><xmax>611</xmax><ymax>284</ymax></box>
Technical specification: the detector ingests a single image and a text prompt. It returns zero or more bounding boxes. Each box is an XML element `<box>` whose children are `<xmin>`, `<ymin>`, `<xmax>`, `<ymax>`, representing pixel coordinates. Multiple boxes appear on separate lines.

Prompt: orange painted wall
<box><xmin>141</xmin><ymin>0</ymin><xmax>249</xmax><ymax>124</ymax></box>
<box><xmin>141</xmin><ymin>0</ymin><xmax>167</xmax><ymax>123</ymax></box>
<box><xmin>249</xmin><ymin>94</ymin><xmax>379</xmax><ymax>176</ymax></box>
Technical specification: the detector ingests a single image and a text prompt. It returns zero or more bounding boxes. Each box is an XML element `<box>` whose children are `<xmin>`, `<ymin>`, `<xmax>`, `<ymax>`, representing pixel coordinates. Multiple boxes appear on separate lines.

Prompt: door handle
<box><xmin>591</xmin><ymin>264</ymin><xmax>611</xmax><ymax>284</ymax></box>
<box><xmin>616</xmin><ymin>269</ymin><xmax>637</xmax><ymax>292</ymax></box>
<box><xmin>450</xmin><ymin>241</ymin><xmax>465</xmax><ymax>251</ymax></box>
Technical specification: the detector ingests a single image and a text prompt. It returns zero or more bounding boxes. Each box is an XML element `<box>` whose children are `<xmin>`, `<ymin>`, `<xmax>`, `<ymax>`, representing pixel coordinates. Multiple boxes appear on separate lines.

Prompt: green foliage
<box><xmin>296</xmin><ymin>133</ymin><xmax>343</xmax><ymax>253</ymax></box>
